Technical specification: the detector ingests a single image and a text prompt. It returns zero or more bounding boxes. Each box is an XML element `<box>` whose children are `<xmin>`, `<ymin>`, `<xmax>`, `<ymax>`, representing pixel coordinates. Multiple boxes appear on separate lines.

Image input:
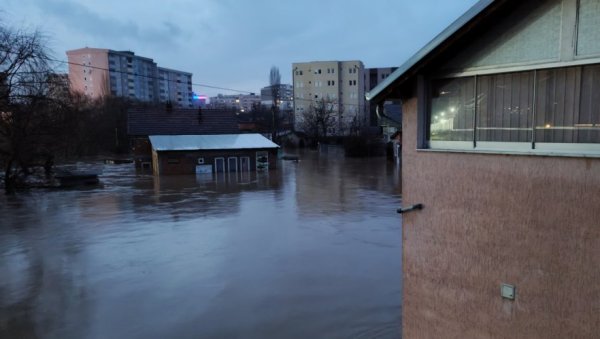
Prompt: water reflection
<box><xmin>1</xmin><ymin>150</ymin><xmax>402</xmax><ymax>339</ymax></box>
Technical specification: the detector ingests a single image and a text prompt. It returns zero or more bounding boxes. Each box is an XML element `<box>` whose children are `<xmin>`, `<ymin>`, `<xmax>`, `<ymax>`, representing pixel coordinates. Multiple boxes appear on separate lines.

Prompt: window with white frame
<box><xmin>428</xmin><ymin>64</ymin><xmax>600</xmax><ymax>153</ymax></box>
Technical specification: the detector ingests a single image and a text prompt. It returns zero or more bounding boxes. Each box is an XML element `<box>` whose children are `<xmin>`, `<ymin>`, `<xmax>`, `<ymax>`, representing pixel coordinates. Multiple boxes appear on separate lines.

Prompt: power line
<box><xmin>292</xmin><ymin>97</ymin><xmax>364</xmax><ymax>108</ymax></box>
<box><xmin>4</xmin><ymin>51</ymin><xmax>369</xmax><ymax>107</ymax></box>
<box><xmin>2</xmin><ymin>50</ymin><xmax>254</xmax><ymax>94</ymax></box>
<box><xmin>52</xmin><ymin>57</ymin><xmax>254</xmax><ymax>94</ymax></box>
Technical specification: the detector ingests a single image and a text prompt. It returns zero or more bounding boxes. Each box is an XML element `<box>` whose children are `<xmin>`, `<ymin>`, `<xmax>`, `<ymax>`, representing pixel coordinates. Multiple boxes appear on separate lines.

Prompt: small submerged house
<box><xmin>127</xmin><ymin>107</ymin><xmax>240</xmax><ymax>168</ymax></box>
<box><xmin>149</xmin><ymin>134</ymin><xmax>279</xmax><ymax>175</ymax></box>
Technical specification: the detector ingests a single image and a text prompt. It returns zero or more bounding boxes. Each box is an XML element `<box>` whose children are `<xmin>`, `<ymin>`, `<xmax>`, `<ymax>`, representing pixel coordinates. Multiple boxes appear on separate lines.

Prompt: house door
<box><xmin>240</xmin><ymin>157</ymin><xmax>251</xmax><ymax>172</ymax></box>
<box><xmin>228</xmin><ymin>157</ymin><xmax>238</xmax><ymax>173</ymax></box>
<box><xmin>214</xmin><ymin>157</ymin><xmax>225</xmax><ymax>173</ymax></box>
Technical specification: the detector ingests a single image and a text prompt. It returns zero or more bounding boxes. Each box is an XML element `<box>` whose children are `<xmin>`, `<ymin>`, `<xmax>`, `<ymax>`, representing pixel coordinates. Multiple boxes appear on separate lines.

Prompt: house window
<box><xmin>477</xmin><ymin>71</ymin><xmax>533</xmax><ymax>143</ymax></box>
<box><xmin>534</xmin><ymin>66</ymin><xmax>600</xmax><ymax>144</ymax></box>
<box><xmin>430</xmin><ymin>76</ymin><xmax>475</xmax><ymax>142</ymax></box>
<box><xmin>428</xmin><ymin>64</ymin><xmax>600</xmax><ymax>153</ymax></box>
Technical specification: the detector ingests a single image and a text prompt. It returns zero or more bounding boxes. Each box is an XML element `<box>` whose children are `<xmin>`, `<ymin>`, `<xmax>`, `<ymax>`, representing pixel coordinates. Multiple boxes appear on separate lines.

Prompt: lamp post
<box><xmin>292</xmin><ymin>67</ymin><xmax>297</xmax><ymax>132</ymax></box>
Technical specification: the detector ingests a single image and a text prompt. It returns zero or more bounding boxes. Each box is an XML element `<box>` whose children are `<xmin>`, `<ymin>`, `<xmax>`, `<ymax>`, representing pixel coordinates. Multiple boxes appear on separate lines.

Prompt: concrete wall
<box><xmin>67</xmin><ymin>48</ymin><xmax>110</xmax><ymax>99</ymax></box>
<box><xmin>401</xmin><ymin>97</ymin><xmax>600</xmax><ymax>338</ymax></box>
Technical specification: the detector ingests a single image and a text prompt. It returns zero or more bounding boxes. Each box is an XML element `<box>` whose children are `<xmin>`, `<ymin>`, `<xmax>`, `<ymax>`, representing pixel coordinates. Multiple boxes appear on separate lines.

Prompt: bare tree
<box><xmin>269</xmin><ymin>66</ymin><xmax>280</xmax><ymax>140</ymax></box>
<box><xmin>299</xmin><ymin>97</ymin><xmax>337</xmax><ymax>145</ymax></box>
<box><xmin>0</xmin><ymin>23</ymin><xmax>70</xmax><ymax>192</ymax></box>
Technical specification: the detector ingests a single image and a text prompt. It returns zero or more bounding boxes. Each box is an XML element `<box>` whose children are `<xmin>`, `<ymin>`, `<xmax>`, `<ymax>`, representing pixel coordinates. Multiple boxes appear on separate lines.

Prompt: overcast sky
<box><xmin>3</xmin><ymin>0</ymin><xmax>478</xmax><ymax>96</ymax></box>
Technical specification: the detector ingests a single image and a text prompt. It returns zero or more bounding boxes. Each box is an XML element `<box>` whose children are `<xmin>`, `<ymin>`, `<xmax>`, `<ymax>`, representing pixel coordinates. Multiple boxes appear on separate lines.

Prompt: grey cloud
<box><xmin>36</xmin><ymin>0</ymin><xmax>187</xmax><ymax>49</ymax></box>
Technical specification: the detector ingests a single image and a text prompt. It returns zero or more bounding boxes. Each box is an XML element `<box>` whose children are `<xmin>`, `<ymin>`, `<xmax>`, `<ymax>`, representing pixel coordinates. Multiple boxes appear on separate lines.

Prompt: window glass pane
<box><xmin>477</xmin><ymin>71</ymin><xmax>533</xmax><ymax>142</ymax></box>
<box><xmin>428</xmin><ymin>64</ymin><xmax>600</xmax><ymax>148</ymax></box>
<box><xmin>537</xmin><ymin>65</ymin><xmax>600</xmax><ymax>143</ymax></box>
<box><xmin>430</xmin><ymin>77</ymin><xmax>475</xmax><ymax>141</ymax></box>
<box><xmin>578</xmin><ymin>65</ymin><xmax>600</xmax><ymax>142</ymax></box>
<box><xmin>535</xmin><ymin>66</ymin><xmax>600</xmax><ymax>143</ymax></box>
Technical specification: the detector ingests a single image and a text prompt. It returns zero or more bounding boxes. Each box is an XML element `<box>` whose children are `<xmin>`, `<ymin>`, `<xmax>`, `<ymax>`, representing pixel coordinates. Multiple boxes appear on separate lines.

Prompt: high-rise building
<box><xmin>66</xmin><ymin>48</ymin><xmax>193</xmax><ymax>107</ymax></box>
<box><xmin>292</xmin><ymin>61</ymin><xmax>365</xmax><ymax>136</ymax></box>
<box><xmin>157</xmin><ymin>67</ymin><xmax>193</xmax><ymax>107</ymax></box>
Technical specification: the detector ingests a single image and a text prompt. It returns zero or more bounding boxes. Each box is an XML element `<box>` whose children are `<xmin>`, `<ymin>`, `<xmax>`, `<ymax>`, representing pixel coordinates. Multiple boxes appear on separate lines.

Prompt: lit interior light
<box><xmin>440</xmin><ymin>112</ymin><xmax>446</xmax><ymax>117</ymax></box>
<box><xmin>450</xmin><ymin>107</ymin><xmax>456</xmax><ymax>113</ymax></box>
<box><xmin>545</xmin><ymin>124</ymin><xmax>551</xmax><ymax>128</ymax></box>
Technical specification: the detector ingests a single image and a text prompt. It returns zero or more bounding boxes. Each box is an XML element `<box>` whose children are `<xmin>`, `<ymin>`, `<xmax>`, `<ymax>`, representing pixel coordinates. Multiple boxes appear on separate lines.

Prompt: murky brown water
<box><xmin>0</xmin><ymin>149</ymin><xmax>402</xmax><ymax>339</ymax></box>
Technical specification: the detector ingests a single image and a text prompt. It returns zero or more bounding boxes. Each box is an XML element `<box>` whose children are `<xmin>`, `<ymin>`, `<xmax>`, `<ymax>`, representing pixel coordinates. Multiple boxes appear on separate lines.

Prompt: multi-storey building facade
<box><xmin>208</xmin><ymin>94</ymin><xmax>238</xmax><ymax>109</ymax></box>
<box><xmin>260</xmin><ymin>84</ymin><xmax>294</xmax><ymax>111</ymax></box>
<box><xmin>238</xmin><ymin>94</ymin><xmax>261</xmax><ymax>112</ymax></box>
<box><xmin>364</xmin><ymin>67</ymin><xmax>398</xmax><ymax>127</ymax></box>
<box><xmin>66</xmin><ymin>48</ymin><xmax>192</xmax><ymax>107</ymax></box>
<box><xmin>157</xmin><ymin>67</ymin><xmax>193</xmax><ymax>107</ymax></box>
<box><xmin>208</xmin><ymin>94</ymin><xmax>260</xmax><ymax>112</ymax></box>
<box><xmin>292</xmin><ymin>61</ymin><xmax>365</xmax><ymax>135</ymax></box>
<box><xmin>107</xmin><ymin>51</ymin><xmax>157</xmax><ymax>102</ymax></box>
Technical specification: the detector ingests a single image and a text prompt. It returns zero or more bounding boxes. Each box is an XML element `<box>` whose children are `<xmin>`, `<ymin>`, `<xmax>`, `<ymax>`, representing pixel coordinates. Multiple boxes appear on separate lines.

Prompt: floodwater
<box><xmin>0</xmin><ymin>149</ymin><xmax>402</xmax><ymax>339</ymax></box>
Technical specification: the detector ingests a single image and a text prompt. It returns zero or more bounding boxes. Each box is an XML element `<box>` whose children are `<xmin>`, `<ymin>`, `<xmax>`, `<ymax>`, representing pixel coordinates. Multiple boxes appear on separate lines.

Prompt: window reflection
<box><xmin>430</xmin><ymin>77</ymin><xmax>475</xmax><ymax>141</ymax></box>
<box><xmin>429</xmin><ymin>64</ymin><xmax>600</xmax><ymax>146</ymax></box>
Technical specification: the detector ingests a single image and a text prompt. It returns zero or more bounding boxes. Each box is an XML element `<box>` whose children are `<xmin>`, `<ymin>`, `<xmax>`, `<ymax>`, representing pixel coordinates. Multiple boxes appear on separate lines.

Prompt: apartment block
<box><xmin>238</xmin><ymin>94</ymin><xmax>261</xmax><ymax>112</ymax></box>
<box><xmin>260</xmin><ymin>84</ymin><xmax>293</xmax><ymax>111</ymax></box>
<box><xmin>158</xmin><ymin>67</ymin><xmax>193</xmax><ymax>107</ymax></box>
<box><xmin>66</xmin><ymin>48</ymin><xmax>192</xmax><ymax>107</ymax></box>
<box><xmin>364</xmin><ymin>67</ymin><xmax>399</xmax><ymax>127</ymax></box>
<box><xmin>292</xmin><ymin>61</ymin><xmax>365</xmax><ymax>136</ymax></box>
<box><xmin>208</xmin><ymin>94</ymin><xmax>260</xmax><ymax>112</ymax></box>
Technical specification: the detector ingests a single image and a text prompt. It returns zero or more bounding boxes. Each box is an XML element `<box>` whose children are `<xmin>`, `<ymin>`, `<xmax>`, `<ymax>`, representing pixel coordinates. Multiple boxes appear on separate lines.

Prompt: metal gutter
<box><xmin>365</xmin><ymin>0</ymin><xmax>495</xmax><ymax>102</ymax></box>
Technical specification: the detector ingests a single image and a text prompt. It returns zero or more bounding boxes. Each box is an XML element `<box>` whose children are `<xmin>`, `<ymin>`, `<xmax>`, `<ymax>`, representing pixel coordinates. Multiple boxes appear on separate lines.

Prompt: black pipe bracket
<box><xmin>397</xmin><ymin>203</ymin><xmax>424</xmax><ymax>214</ymax></box>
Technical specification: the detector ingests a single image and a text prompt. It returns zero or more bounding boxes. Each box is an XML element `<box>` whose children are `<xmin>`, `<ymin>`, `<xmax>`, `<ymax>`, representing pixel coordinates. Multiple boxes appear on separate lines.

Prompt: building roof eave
<box><xmin>365</xmin><ymin>0</ymin><xmax>497</xmax><ymax>103</ymax></box>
